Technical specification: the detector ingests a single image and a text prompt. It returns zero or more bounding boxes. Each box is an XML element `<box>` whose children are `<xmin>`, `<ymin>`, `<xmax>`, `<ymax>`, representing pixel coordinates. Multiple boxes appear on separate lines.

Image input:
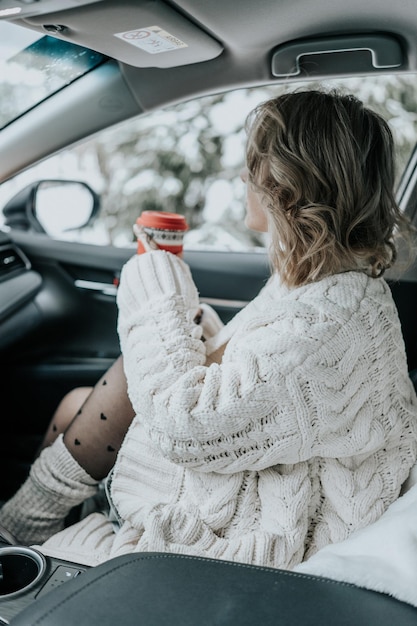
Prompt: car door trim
<box><xmin>74</xmin><ymin>279</ymin><xmax>249</xmax><ymax>309</ymax></box>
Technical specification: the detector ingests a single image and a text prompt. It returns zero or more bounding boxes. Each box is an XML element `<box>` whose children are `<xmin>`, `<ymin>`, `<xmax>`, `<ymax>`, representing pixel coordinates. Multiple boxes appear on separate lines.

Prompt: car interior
<box><xmin>1</xmin><ymin>0</ymin><xmax>417</xmax><ymax>624</ymax></box>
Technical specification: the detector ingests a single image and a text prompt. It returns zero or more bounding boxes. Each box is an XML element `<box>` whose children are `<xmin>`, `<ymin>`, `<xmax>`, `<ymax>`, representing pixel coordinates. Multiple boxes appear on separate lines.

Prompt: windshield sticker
<box><xmin>114</xmin><ymin>26</ymin><xmax>188</xmax><ymax>54</ymax></box>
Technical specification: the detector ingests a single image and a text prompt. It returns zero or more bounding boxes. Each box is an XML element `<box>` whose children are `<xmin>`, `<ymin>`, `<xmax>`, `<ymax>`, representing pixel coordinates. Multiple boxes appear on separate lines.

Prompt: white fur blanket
<box><xmin>295</xmin><ymin>472</ymin><xmax>417</xmax><ymax>608</ymax></box>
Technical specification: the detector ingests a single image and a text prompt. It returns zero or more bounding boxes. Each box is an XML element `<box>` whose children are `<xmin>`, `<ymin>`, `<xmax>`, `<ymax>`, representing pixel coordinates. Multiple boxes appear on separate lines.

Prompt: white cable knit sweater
<box><xmin>39</xmin><ymin>251</ymin><xmax>417</xmax><ymax>568</ymax></box>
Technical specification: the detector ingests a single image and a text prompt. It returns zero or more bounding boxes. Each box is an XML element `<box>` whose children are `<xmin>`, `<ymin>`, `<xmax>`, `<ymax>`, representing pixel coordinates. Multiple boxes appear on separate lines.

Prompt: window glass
<box><xmin>1</xmin><ymin>74</ymin><xmax>417</xmax><ymax>251</ymax></box>
<box><xmin>0</xmin><ymin>22</ymin><xmax>104</xmax><ymax>130</ymax></box>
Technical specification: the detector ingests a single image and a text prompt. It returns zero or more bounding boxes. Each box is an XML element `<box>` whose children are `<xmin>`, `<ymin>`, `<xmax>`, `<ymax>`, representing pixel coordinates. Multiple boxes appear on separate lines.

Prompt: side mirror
<box><xmin>2</xmin><ymin>180</ymin><xmax>100</xmax><ymax>236</ymax></box>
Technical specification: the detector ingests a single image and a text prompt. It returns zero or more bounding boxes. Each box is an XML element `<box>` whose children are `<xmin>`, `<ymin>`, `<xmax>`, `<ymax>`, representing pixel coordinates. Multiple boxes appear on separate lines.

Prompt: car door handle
<box><xmin>74</xmin><ymin>280</ymin><xmax>248</xmax><ymax>311</ymax></box>
<box><xmin>74</xmin><ymin>279</ymin><xmax>118</xmax><ymax>297</ymax></box>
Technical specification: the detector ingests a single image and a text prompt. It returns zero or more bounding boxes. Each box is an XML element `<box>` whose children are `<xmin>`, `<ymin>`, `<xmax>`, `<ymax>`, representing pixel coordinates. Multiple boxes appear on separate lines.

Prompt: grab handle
<box><xmin>271</xmin><ymin>34</ymin><xmax>403</xmax><ymax>77</ymax></box>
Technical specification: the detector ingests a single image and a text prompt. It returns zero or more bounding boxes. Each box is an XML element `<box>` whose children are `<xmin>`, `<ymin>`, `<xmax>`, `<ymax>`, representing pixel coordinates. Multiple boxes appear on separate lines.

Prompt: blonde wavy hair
<box><xmin>245</xmin><ymin>89</ymin><xmax>413</xmax><ymax>287</ymax></box>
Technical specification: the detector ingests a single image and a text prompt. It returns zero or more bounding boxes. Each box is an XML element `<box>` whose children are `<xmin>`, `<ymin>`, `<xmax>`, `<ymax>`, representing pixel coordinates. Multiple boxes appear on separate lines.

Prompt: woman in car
<box><xmin>1</xmin><ymin>88</ymin><xmax>416</xmax><ymax>569</ymax></box>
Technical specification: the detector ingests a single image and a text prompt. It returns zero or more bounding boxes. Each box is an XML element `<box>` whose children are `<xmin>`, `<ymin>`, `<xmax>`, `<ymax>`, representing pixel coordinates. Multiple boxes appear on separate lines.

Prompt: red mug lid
<box><xmin>136</xmin><ymin>211</ymin><xmax>188</xmax><ymax>231</ymax></box>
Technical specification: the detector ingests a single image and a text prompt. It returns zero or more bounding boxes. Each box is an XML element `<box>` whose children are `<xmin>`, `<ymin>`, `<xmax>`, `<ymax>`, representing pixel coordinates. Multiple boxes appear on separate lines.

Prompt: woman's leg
<box><xmin>41</xmin><ymin>355</ymin><xmax>135</xmax><ymax>481</ymax></box>
<box><xmin>40</xmin><ymin>386</ymin><xmax>93</xmax><ymax>450</ymax></box>
<box><xmin>60</xmin><ymin>355</ymin><xmax>136</xmax><ymax>481</ymax></box>
<box><xmin>0</xmin><ymin>355</ymin><xmax>135</xmax><ymax>544</ymax></box>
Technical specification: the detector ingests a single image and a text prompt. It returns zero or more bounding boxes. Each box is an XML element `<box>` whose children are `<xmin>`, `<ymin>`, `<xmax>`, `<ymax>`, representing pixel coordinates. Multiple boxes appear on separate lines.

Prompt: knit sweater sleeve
<box><xmin>117</xmin><ymin>253</ymin><xmax>407</xmax><ymax>474</ymax></box>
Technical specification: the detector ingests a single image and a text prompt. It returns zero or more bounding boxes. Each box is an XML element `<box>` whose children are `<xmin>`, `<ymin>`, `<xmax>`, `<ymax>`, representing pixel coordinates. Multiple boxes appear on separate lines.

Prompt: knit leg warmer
<box><xmin>0</xmin><ymin>434</ymin><xmax>99</xmax><ymax>546</ymax></box>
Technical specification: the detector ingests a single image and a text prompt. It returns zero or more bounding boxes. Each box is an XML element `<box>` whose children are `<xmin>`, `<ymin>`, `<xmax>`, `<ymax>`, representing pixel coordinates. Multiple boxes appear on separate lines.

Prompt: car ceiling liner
<box><xmin>0</xmin><ymin>0</ymin><xmax>408</xmax><ymax>78</ymax></box>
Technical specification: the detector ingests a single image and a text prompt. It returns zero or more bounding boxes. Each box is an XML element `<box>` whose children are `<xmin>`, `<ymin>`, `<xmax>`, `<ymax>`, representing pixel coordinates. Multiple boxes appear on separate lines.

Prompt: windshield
<box><xmin>0</xmin><ymin>21</ymin><xmax>105</xmax><ymax>130</ymax></box>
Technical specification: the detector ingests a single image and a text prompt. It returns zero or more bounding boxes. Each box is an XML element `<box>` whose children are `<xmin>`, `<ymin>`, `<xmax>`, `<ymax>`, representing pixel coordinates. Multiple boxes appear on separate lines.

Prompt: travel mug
<box><xmin>135</xmin><ymin>211</ymin><xmax>188</xmax><ymax>256</ymax></box>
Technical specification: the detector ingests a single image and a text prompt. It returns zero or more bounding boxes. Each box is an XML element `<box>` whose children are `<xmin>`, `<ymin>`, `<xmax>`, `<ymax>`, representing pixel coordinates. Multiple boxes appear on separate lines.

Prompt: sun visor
<box><xmin>13</xmin><ymin>0</ymin><xmax>223</xmax><ymax>68</ymax></box>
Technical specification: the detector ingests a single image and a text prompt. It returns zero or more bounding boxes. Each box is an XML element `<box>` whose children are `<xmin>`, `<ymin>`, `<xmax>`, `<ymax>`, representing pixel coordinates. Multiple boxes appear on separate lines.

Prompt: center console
<box><xmin>0</xmin><ymin>543</ymin><xmax>87</xmax><ymax>624</ymax></box>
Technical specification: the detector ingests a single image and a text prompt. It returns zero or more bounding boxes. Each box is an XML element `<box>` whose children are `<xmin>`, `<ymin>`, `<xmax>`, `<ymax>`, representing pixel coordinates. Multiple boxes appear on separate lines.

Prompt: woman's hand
<box><xmin>133</xmin><ymin>223</ymin><xmax>159</xmax><ymax>253</ymax></box>
<box><xmin>117</xmin><ymin>246</ymin><xmax>200</xmax><ymax>314</ymax></box>
<box><xmin>205</xmin><ymin>343</ymin><xmax>227</xmax><ymax>365</ymax></box>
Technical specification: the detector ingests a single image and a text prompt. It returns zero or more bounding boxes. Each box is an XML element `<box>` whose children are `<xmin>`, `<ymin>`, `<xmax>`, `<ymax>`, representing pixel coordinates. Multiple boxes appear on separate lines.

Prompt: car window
<box><xmin>0</xmin><ymin>21</ymin><xmax>105</xmax><ymax>131</ymax></box>
<box><xmin>1</xmin><ymin>74</ymin><xmax>417</xmax><ymax>252</ymax></box>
